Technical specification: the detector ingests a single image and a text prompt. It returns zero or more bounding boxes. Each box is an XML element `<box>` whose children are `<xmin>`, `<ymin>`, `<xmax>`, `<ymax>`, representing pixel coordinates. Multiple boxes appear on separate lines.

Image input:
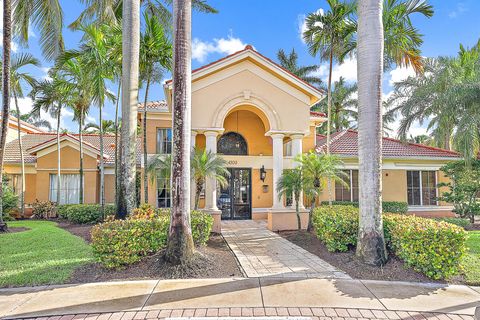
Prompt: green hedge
<box><xmin>434</xmin><ymin>217</ymin><xmax>470</xmax><ymax>229</ymax></box>
<box><xmin>320</xmin><ymin>201</ymin><xmax>408</xmax><ymax>214</ymax></box>
<box><xmin>58</xmin><ymin>204</ymin><xmax>115</xmax><ymax>224</ymax></box>
<box><xmin>91</xmin><ymin>207</ymin><xmax>213</xmax><ymax>268</ymax></box>
<box><xmin>312</xmin><ymin>205</ymin><xmax>467</xmax><ymax>279</ymax></box>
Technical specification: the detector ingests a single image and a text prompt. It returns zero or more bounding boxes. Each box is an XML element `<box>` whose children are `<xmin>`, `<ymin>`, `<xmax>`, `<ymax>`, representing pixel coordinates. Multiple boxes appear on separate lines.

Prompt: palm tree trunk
<box><xmin>165</xmin><ymin>0</ymin><xmax>195</xmax><ymax>264</ymax></box>
<box><xmin>326</xmin><ymin>46</ymin><xmax>334</xmax><ymax>205</ymax></box>
<box><xmin>118</xmin><ymin>0</ymin><xmax>140</xmax><ymax>218</ymax></box>
<box><xmin>356</xmin><ymin>0</ymin><xmax>388</xmax><ymax>266</ymax></box>
<box><xmin>143</xmin><ymin>72</ymin><xmax>151</xmax><ymax>204</ymax></box>
<box><xmin>114</xmin><ymin>81</ymin><xmax>121</xmax><ymax>207</ymax></box>
<box><xmin>14</xmin><ymin>93</ymin><xmax>25</xmax><ymax>218</ymax></box>
<box><xmin>194</xmin><ymin>179</ymin><xmax>203</xmax><ymax>210</ymax></box>
<box><xmin>295</xmin><ymin>196</ymin><xmax>301</xmax><ymax>230</ymax></box>
<box><xmin>0</xmin><ymin>0</ymin><xmax>12</xmax><ymax>231</ymax></box>
<box><xmin>79</xmin><ymin>109</ymin><xmax>84</xmax><ymax>204</ymax></box>
<box><xmin>307</xmin><ymin>194</ymin><xmax>317</xmax><ymax>231</ymax></box>
<box><xmin>99</xmin><ymin>105</ymin><xmax>105</xmax><ymax>218</ymax></box>
<box><xmin>56</xmin><ymin>106</ymin><xmax>62</xmax><ymax>206</ymax></box>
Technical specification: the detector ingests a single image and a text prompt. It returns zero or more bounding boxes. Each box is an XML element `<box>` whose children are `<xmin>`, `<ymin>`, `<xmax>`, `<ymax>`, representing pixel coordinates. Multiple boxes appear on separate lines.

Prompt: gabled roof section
<box><xmin>316</xmin><ymin>130</ymin><xmax>462</xmax><ymax>160</ymax></box>
<box><xmin>2</xmin><ymin>115</ymin><xmax>46</xmax><ymax>133</ymax></box>
<box><xmin>137</xmin><ymin>100</ymin><xmax>169</xmax><ymax>113</ymax></box>
<box><xmin>27</xmin><ymin>133</ymin><xmax>107</xmax><ymax>159</ymax></box>
<box><xmin>164</xmin><ymin>45</ymin><xmax>324</xmax><ymax>103</ymax></box>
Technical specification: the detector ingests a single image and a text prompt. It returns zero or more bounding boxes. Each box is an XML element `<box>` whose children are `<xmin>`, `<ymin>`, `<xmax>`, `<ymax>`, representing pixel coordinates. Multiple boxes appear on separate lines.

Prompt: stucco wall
<box><xmin>252</xmin><ymin>168</ymin><xmax>273</xmax><ymax>208</ymax></box>
<box><xmin>383</xmin><ymin>169</ymin><xmax>408</xmax><ymax>202</ymax></box>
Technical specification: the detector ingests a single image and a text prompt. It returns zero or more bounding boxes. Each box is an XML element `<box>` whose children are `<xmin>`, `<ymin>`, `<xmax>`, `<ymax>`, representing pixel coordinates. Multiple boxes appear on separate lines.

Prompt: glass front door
<box><xmin>218</xmin><ymin>168</ymin><xmax>252</xmax><ymax>220</ymax></box>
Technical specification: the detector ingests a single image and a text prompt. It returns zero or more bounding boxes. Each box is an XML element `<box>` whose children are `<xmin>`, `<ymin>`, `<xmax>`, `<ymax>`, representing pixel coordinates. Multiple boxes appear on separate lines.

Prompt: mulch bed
<box><xmin>4</xmin><ymin>226</ymin><xmax>30</xmax><ymax>234</ymax></box>
<box><xmin>57</xmin><ymin>221</ymin><xmax>243</xmax><ymax>283</ymax></box>
<box><xmin>279</xmin><ymin>230</ymin><xmax>445</xmax><ymax>283</ymax></box>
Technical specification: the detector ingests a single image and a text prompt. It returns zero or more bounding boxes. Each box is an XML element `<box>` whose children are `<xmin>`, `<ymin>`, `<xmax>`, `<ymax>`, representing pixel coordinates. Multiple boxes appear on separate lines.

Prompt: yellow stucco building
<box><xmin>2</xmin><ymin>46</ymin><xmax>460</xmax><ymax>231</ymax></box>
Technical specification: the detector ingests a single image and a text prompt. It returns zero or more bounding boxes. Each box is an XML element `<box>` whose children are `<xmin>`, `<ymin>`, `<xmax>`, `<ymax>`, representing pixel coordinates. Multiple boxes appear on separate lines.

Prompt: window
<box><xmin>49</xmin><ymin>174</ymin><xmax>81</xmax><ymax>204</ymax></box>
<box><xmin>156</xmin><ymin>128</ymin><xmax>172</xmax><ymax>154</ymax></box>
<box><xmin>217</xmin><ymin>132</ymin><xmax>248</xmax><ymax>155</ymax></box>
<box><xmin>284</xmin><ymin>140</ymin><xmax>292</xmax><ymax>156</ymax></box>
<box><xmin>157</xmin><ymin>174</ymin><xmax>171</xmax><ymax>208</ymax></box>
<box><xmin>7</xmin><ymin>174</ymin><xmax>22</xmax><ymax>195</ymax></box>
<box><xmin>407</xmin><ymin>170</ymin><xmax>437</xmax><ymax>206</ymax></box>
<box><xmin>335</xmin><ymin>170</ymin><xmax>359</xmax><ymax>202</ymax></box>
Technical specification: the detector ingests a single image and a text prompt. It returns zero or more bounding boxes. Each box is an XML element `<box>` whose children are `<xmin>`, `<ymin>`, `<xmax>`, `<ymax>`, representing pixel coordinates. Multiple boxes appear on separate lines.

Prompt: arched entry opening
<box><xmin>217</xmin><ymin>132</ymin><xmax>248</xmax><ymax>155</ymax></box>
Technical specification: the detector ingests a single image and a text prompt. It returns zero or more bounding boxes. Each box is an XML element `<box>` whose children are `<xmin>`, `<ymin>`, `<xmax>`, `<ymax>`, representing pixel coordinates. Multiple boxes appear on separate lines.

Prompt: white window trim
<box><xmin>407</xmin><ymin>170</ymin><xmax>438</xmax><ymax>207</ymax></box>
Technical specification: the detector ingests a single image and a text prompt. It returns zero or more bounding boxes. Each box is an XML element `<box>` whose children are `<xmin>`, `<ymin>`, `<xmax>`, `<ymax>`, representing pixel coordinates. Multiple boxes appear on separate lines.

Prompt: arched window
<box><xmin>217</xmin><ymin>132</ymin><xmax>248</xmax><ymax>155</ymax></box>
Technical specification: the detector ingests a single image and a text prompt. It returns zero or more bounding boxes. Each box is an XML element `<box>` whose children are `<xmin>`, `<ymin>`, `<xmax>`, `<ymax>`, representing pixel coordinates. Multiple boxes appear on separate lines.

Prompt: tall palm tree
<box><xmin>1</xmin><ymin>53</ymin><xmax>40</xmax><ymax>217</ymax></box>
<box><xmin>0</xmin><ymin>0</ymin><xmax>13</xmax><ymax>232</ymax></box>
<box><xmin>277</xmin><ymin>49</ymin><xmax>323</xmax><ymax>87</ymax></box>
<box><xmin>356</xmin><ymin>0</ymin><xmax>388</xmax><ymax>266</ymax></box>
<box><xmin>314</xmin><ymin>77</ymin><xmax>358</xmax><ymax>133</ymax></box>
<box><xmin>30</xmin><ymin>71</ymin><xmax>71</xmax><ymax>206</ymax></box>
<box><xmin>140</xmin><ymin>12</ymin><xmax>172</xmax><ymax>204</ymax></box>
<box><xmin>303</xmin><ymin>1</ymin><xmax>357</xmax><ymax>156</ymax></box>
<box><xmin>164</xmin><ymin>0</ymin><xmax>195</xmax><ymax>264</ymax></box>
<box><xmin>12</xmin><ymin>0</ymin><xmax>64</xmax><ymax>61</ymax></box>
<box><xmin>117</xmin><ymin>0</ymin><xmax>140</xmax><ymax>219</ymax></box>
<box><xmin>85</xmin><ymin>120</ymin><xmax>117</xmax><ymax>134</ymax></box>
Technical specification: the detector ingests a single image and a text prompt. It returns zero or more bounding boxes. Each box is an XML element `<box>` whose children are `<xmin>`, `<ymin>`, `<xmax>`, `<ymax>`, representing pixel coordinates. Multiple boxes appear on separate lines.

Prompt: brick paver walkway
<box><xmin>221</xmin><ymin>220</ymin><xmax>350</xmax><ymax>278</ymax></box>
<box><xmin>17</xmin><ymin>307</ymin><xmax>476</xmax><ymax>320</ymax></box>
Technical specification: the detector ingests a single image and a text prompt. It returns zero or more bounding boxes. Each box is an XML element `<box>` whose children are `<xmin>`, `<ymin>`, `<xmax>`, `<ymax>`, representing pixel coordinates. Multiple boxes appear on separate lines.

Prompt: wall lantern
<box><xmin>260</xmin><ymin>165</ymin><xmax>267</xmax><ymax>182</ymax></box>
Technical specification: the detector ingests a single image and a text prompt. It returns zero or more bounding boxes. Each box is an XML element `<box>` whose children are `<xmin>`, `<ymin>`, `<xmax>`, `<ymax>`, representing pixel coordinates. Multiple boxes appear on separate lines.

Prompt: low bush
<box><xmin>91</xmin><ymin>206</ymin><xmax>214</xmax><ymax>268</ymax></box>
<box><xmin>312</xmin><ymin>205</ymin><xmax>467</xmax><ymax>279</ymax></box>
<box><xmin>434</xmin><ymin>217</ymin><xmax>470</xmax><ymax>229</ymax></box>
<box><xmin>31</xmin><ymin>200</ymin><xmax>57</xmax><ymax>219</ymax></box>
<box><xmin>320</xmin><ymin>201</ymin><xmax>408</xmax><ymax>214</ymax></box>
<box><xmin>58</xmin><ymin>204</ymin><xmax>115</xmax><ymax>224</ymax></box>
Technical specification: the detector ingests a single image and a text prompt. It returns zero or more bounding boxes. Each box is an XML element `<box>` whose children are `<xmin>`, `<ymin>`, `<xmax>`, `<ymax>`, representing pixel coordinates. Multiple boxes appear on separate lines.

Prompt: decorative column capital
<box><xmin>270</xmin><ymin>133</ymin><xmax>285</xmax><ymax>140</ymax></box>
<box><xmin>290</xmin><ymin>133</ymin><xmax>304</xmax><ymax>140</ymax></box>
<box><xmin>204</xmin><ymin>130</ymin><xmax>220</xmax><ymax>138</ymax></box>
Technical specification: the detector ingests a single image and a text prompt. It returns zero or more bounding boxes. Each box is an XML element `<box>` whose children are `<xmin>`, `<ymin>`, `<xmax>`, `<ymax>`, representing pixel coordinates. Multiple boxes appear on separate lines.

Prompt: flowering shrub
<box><xmin>312</xmin><ymin>205</ymin><xmax>467</xmax><ymax>279</ymax></box>
<box><xmin>91</xmin><ymin>207</ymin><xmax>214</xmax><ymax>268</ymax></box>
<box><xmin>31</xmin><ymin>200</ymin><xmax>57</xmax><ymax>219</ymax></box>
<box><xmin>58</xmin><ymin>204</ymin><xmax>115</xmax><ymax>224</ymax></box>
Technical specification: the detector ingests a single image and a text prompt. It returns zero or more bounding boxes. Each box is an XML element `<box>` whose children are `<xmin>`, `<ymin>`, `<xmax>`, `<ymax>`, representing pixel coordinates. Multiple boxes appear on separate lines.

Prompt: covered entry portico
<box><xmin>163</xmin><ymin>45</ymin><xmax>325</xmax><ymax>232</ymax></box>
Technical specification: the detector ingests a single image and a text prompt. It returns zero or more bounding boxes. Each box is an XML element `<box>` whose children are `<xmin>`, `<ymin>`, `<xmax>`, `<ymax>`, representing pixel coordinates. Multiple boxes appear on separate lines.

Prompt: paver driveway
<box><xmin>221</xmin><ymin>220</ymin><xmax>350</xmax><ymax>278</ymax></box>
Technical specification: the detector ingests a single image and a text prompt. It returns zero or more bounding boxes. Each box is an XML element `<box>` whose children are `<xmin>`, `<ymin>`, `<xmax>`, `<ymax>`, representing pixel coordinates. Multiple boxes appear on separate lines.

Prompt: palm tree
<box><xmin>85</xmin><ymin>120</ymin><xmax>117</xmax><ymax>134</ymax></box>
<box><xmin>164</xmin><ymin>0</ymin><xmax>195</xmax><ymax>264</ymax></box>
<box><xmin>30</xmin><ymin>71</ymin><xmax>71</xmax><ymax>206</ymax></box>
<box><xmin>296</xmin><ymin>152</ymin><xmax>348</xmax><ymax>229</ymax></box>
<box><xmin>191</xmin><ymin>148</ymin><xmax>229</xmax><ymax>210</ymax></box>
<box><xmin>356</xmin><ymin>0</ymin><xmax>388</xmax><ymax>266</ymax></box>
<box><xmin>277</xmin><ymin>168</ymin><xmax>308</xmax><ymax>230</ymax></box>
<box><xmin>140</xmin><ymin>12</ymin><xmax>172</xmax><ymax>204</ymax></box>
<box><xmin>12</xmin><ymin>0</ymin><xmax>64</xmax><ymax>61</ymax></box>
<box><xmin>0</xmin><ymin>0</ymin><xmax>13</xmax><ymax>232</ymax></box>
<box><xmin>2</xmin><ymin>53</ymin><xmax>40</xmax><ymax>217</ymax></box>
<box><xmin>314</xmin><ymin>77</ymin><xmax>357</xmax><ymax>133</ymax></box>
<box><xmin>117</xmin><ymin>0</ymin><xmax>140</xmax><ymax>219</ymax></box>
<box><xmin>277</xmin><ymin>49</ymin><xmax>323</xmax><ymax>87</ymax></box>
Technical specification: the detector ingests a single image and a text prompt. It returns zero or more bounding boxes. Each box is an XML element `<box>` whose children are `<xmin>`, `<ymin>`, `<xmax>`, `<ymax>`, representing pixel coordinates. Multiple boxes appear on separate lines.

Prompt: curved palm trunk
<box><xmin>99</xmin><ymin>105</ymin><xmax>105</xmax><ymax>218</ymax></box>
<box><xmin>194</xmin><ymin>178</ymin><xmax>203</xmax><ymax>210</ymax></box>
<box><xmin>0</xmin><ymin>0</ymin><xmax>12</xmax><ymax>231</ymax></box>
<box><xmin>143</xmin><ymin>73</ymin><xmax>151</xmax><ymax>204</ymax></box>
<box><xmin>118</xmin><ymin>0</ymin><xmax>140</xmax><ymax>218</ymax></box>
<box><xmin>165</xmin><ymin>0</ymin><xmax>195</xmax><ymax>264</ymax></box>
<box><xmin>14</xmin><ymin>93</ymin><xmax>25</xmax><ymax>218</ymax></box>
<box><xmin>79</xmin><ymin>109</ymin><xmax>84</xmax><ymax>204</ymax></box>
<box><xmin>326</xmin><ymin>47</ymin><xmax>334</xmax><ymax>205</ymax></box>
<box><xmin>56</xmin><ymin>107</ymin><xmax>62</xmax><ymax>206</ymax></box>
<box><xmin>114</xmin><ymin>81</ymin><xmax>121</xmax><ymax>207</ymax></box>
<box><xmin>356</xmin><ymin>0</ymin><xmax>388</xmax><ymax>266</ymax></box>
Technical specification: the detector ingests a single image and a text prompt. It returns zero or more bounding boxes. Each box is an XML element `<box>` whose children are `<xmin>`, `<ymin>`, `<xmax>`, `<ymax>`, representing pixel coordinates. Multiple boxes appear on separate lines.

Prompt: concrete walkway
<box><xmin>222</xmin><ymin>220</ymin><xmax>350</xmax><ymax>279</ymax></box>
<box><xmin>1</xmin><ymin>278</ymin><xmax>479</xmax><ymax>319</ymax></box>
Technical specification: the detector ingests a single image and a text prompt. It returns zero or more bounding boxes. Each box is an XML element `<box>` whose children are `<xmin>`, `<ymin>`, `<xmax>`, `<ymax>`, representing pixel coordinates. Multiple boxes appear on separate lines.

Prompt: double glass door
<box><xmin>218</xmin><ymin>168</ymin><xmax>252</xmax><ymax>220</ymax></box>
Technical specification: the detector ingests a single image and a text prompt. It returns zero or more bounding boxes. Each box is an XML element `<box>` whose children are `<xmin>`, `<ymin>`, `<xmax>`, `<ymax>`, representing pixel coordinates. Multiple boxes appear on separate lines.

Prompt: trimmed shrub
<box><xmin>312</xmin><ymin>205</ymin><xmax>467</xmax><ymax>279</ymax></box>
<box><xmin>312</xmin><ymin>205</ymin><xmax>358</xmax><ymax>252</ymax></box>
<box><xmin>320</xmin><ymin>201</ymin><xmax>408</xmax><ymax>214</ymax></box>
<box><xmin>91</xmin><ymin>207</ymin><xmax>214</xmax><ymax>268</ymax></box>
<box><xmin>434</xmin><ymin>217</ymin><xmax>470</xmax><ymax>229</ymax></box>
<box><xmin>31</xmin><ymin>200</ymin><xmax>57</xmax><ymax>219</ymax></box>
<box><xmin>58</xmin><ymin>204</ymin><xmax>115</xmax><ymax>224</ymax></box>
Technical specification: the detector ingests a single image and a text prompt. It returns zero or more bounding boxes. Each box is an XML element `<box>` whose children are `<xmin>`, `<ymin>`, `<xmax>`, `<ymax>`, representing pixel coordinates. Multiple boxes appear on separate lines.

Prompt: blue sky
<box><xmin>5</xmin><ymin>0</ymin><xmax>480</xmax><ymax>135</ymax></box>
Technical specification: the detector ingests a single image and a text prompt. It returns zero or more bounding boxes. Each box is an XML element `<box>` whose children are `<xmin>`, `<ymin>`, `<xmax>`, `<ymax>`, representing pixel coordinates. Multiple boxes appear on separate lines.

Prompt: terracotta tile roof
<box><xmin>316</xmin><ymin>130</ymin><xmax>461</xmax><ymax>159</ymax></box>
<box><xmin>137</xmin><ymin>100</ymin><xmax>169</xmax><ymax>113</ymax></box>
<box><xmin>310</xmin><ymin>111</ymin><xmax>327</xmax><ymax>118</ymax></box>
<box><xmin>165</xmin><ymin>45</ymin><xmax>324</xmax><ymax>97</ymax></box>
<box><xmin>4</xmin><ymin>133</ymin><xmax>142</xmax><ymax>166</ymax></box>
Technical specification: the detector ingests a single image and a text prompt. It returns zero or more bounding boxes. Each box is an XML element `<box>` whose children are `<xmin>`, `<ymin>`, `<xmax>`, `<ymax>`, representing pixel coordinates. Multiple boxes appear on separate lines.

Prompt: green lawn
<box><xmin>0</xmin><ymin>220</ymin><xmax>93</xmax><ymax>287</ymax></box>
<box><xmin>462</xmin><ymin>231</ymin><xmax>480</xmax><ymax>285</ymax></box>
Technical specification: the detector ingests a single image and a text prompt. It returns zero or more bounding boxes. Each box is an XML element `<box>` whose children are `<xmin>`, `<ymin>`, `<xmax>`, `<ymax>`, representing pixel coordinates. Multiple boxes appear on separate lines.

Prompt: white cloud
<box><xmin>192</xmin><ymin>35</ymin><xmax>247</xmax><ymax>63</ymax></box>
<box><xmin>311</xmin><ymin>57</ymin><xmax>358</xmax><ymax>84</ymax></box>
<box><xmin>388</xmin><ymin>65</ymin><xmax>416</xmax><ymax>86</ymax></box>
<box><xmin>298</xmin><ymin>8</ymin><xmax>324</xmax><ymax>43</ymax></box>
<box><xmin>13</xmin><ymin>97</ymin><xmax>75</xmax><ymax>131</ymax></box>
<box><xmin>449</xmin><ymin>2</ymin><xmax>467</xmax><ymax>19</ymax></box>
<box><xmin>40</xmin><ymin>67</ymin><xmax>52</xmax><ymax>81</ymax></box>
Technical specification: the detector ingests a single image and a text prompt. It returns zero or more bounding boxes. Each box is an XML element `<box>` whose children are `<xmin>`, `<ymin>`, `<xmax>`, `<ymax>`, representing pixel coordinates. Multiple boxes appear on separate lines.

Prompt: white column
<box><xmin>204</xmin><ymin>131</ymin><xmax>219</xmax><ymax>210</ymax></box>
<box><xmin>291</xmin><ymin>134</ymin><xmax>305</xmax><ymax>209</ymax></box>
<box><xmin>190</xmin><ymin>131</ymin><xmax>197</xmax><ymax>208</ymax></box>
<box><xmin>272</xmin><ymin>133</ymin><xmax>285</xmax><ymax>209</ymax></box>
